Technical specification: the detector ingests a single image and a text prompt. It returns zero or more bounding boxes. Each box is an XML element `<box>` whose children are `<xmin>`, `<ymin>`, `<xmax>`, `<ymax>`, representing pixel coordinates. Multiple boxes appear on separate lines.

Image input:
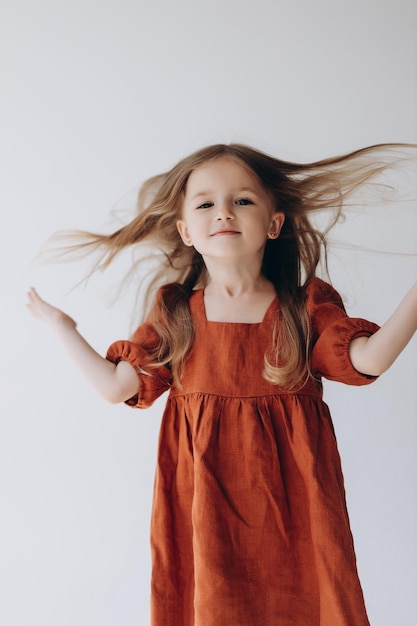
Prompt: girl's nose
<box><xmin>215</xmin><ymin>201</ymin><xmax>235</xmax><ymax>220</ymax></box>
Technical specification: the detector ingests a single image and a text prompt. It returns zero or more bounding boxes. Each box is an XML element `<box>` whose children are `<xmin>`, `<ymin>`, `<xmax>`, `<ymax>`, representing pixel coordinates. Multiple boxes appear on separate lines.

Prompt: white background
<box><xmin>1</xmin><ymin>1</ymin><xmax>416</xmax><ymax>624</ymax></box>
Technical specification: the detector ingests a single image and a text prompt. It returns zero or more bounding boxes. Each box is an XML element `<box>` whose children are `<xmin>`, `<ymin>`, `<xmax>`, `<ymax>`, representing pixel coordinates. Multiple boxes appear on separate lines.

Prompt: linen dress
<box><xmin>106</xmin><ymin>278</ymin><xmax>380</xmax><ymax>626</ymax></box>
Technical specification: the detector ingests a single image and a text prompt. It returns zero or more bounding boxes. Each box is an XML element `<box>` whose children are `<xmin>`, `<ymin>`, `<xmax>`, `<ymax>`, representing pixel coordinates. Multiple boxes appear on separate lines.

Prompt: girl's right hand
<box><xmin>26</xmin><ymin>287</ymin><xmax>77</xmax><ymax>330</ymax></box>
<box><xmin>26</xmin><ymin>287</ymin><xmax>139</xmax><ymax>403</ymax></box>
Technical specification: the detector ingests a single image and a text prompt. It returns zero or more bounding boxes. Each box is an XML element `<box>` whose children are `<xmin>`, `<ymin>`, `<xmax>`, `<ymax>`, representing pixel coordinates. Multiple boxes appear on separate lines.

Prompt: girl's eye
<box><xmin>235</xmin><ymin>198</ymin><xmax>253</xmax><ymax>206</ymax></box>
<box><xmin>196</xmin><ymin>202</ymin><xmax>213</xmax><ymax>209</ymax></box>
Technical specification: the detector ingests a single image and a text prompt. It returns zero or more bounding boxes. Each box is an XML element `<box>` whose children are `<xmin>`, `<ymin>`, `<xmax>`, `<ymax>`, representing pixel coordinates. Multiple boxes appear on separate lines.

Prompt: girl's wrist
<box><xmin>50</xmin><ymin>312</ymin><xmax>77</xmax><ymax>333</ymax></box>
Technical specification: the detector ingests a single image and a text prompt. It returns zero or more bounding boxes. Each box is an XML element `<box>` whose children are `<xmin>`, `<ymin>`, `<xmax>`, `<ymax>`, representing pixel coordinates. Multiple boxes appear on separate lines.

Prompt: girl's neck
<box><xmin>203</xmin><ymin>257</ymin><xmax>274</xmax><ymax>299</ymax></box>
<box><xmin>204</xmin><ymin>275</ymin><xmax>274</xmax><ymax>299</ymax></box>
<box><xmin>203</xmin><ymin>275</ymin><xmax>276</xmax><ymax>323</ymax></box>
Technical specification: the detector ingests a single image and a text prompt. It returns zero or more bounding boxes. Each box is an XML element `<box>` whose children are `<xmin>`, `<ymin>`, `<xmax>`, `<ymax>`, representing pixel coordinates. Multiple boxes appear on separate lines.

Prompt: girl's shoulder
<box><xmin>149</xmin><ymin>282</ymin><xmax>204</xmax><ymax>320</ymax></box>
<box><xmin>154</xmin><ymin>279</ymin><xmax>343</xmax><ymax>310</ymax></box>
<box><xmin>152</xmin><ymin>282</ymin><xmax>195</xmax><ymax>305</ymax></box>
<box><xmin>153</xmin><ymin>280</ymin><xmax>343</xmax><ymax>314</ymax></box>
<box><xmin>305</xmin><ymin>277</ymin><xmax>344</xmax><ymax>307</ymax></box>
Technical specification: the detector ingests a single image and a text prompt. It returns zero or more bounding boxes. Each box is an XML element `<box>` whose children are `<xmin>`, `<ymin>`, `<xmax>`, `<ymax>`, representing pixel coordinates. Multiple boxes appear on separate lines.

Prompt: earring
<box><xmin>267</xmin><ymin>231</ymin><xmax>279</xmax><ymax>239</ymax></box>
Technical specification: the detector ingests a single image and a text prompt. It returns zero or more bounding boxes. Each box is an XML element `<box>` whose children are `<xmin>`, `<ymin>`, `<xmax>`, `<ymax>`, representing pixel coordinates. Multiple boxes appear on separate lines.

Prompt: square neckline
<box><xmin>195</xmin><ymin>288</ymin><xmax>279</xmax><ymax>325</ymax></box>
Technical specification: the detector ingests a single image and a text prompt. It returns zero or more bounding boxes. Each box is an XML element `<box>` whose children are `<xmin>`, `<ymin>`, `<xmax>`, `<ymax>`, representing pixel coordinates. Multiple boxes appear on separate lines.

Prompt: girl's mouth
<box><xmin>211</xmin><ymin>230</ymin><xmax>240</xmax><ymax>236</ymax></box>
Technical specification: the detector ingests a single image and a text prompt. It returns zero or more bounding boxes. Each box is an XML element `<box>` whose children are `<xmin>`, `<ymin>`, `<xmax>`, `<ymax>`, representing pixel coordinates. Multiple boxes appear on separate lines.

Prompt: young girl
<box><xmin>27</xmin><ymin>143</ymin><xmax>417</xmax><ymax>626</ymax></box>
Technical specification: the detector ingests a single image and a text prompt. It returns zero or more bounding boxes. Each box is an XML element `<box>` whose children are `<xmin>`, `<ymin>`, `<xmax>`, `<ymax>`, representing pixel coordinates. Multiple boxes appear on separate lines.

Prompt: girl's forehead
<box><xmin>185</xmin><ymin>156</ymin><xmax>262</xmax><ymax>190</ymax></box>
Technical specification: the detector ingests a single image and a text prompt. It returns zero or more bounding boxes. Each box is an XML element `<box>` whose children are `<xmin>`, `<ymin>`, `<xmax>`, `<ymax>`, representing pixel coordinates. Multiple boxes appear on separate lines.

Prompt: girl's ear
<box><xmin>268</xmin><ymin>212</ymin><xmax>285</xmax><ymax>239</ymax></box>
<box><xmin>176</xmin><ymin>219</ymin><xmax>193</xmax><ymax>247</ymax></box>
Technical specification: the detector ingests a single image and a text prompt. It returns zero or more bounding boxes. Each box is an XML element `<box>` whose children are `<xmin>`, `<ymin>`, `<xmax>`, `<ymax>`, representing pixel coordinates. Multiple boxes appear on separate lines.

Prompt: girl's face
<box><xmin>177</xmin><ymin>157</ymin><xmax>284</xmax><ymax>264</ymax></box>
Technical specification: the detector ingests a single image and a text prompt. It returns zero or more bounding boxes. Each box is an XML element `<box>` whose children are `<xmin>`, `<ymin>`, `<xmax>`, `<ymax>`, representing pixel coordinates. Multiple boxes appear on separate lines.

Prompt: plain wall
<box><xmin>1</xmin><ymin>1</ymin><xmax>416</xmax><ymax>624</ymax></box>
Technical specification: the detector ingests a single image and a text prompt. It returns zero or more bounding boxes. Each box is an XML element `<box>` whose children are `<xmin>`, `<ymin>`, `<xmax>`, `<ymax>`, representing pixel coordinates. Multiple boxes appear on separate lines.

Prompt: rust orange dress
<box><xmin>106</xmin><ymin>278</ymin><xmax>379</xmax><ymax>626</ymax></box>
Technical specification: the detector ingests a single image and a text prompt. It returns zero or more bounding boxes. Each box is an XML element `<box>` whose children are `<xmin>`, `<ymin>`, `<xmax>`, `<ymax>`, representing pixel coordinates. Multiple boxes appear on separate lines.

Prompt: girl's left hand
<box><xmin>350</xmin><ymin>280</ymin><xmax>417</xmax><ymax>376</ymax></box>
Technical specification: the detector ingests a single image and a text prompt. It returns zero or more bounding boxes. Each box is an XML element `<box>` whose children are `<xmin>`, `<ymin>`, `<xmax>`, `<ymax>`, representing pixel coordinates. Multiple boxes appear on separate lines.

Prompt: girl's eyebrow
<box><xmin>189</xmin><ymin>187</ymin><xmax>259</xmax><ymax>202</ymax></box>
<box><xmin>189</xmin><ymin>191</ymin><xmax>211</xmax><ymax>202</ymax></box>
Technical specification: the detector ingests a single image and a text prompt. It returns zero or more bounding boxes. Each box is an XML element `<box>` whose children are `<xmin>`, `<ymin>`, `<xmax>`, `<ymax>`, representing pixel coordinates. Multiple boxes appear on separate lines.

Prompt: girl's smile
<box><xmin>210</xmin><ymin>228</ymin><xmax>241</xmax><ymax>236</ymax></box>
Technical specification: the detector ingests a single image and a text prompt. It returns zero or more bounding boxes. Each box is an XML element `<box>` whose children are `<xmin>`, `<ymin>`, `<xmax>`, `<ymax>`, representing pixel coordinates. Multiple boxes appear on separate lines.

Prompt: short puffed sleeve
<box><xmin>106</xmin><ymin>310</ymin><xmax>172</xmax><ymax>409</ymax></box>
<box><xmin>306</xmin><ymin>278</ymin><xmax>380</xmax><ymax>385</ymax></box>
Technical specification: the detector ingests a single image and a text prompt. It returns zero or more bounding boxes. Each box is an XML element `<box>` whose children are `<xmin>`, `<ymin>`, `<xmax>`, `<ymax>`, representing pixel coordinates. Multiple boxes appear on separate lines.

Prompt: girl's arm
<box><xmin>349</xmin><ymin>281</ymin><xmax>417</xmax><ymax>376</ymax></box>
<box><xmin>26</xmin><ymin>288</ymin><xmax>139</xmax><ymax>403</ymax></box>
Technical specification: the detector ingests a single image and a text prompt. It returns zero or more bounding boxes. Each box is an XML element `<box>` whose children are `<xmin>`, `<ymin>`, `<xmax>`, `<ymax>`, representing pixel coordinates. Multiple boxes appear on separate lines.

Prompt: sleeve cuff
<box><xmin>106</xmin><ymin>340</ymin><xmax>172</xmax><ymax>408</ymax></box>
<box><xmin>311</xmin><ymin>318</ymin><xmax>381</xmax><ymax>386</ymax></box>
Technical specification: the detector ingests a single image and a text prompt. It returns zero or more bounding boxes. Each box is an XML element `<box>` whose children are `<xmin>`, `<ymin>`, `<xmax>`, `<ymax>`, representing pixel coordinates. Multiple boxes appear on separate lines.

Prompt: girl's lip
<box><xmin>211</xmin><ymin>230</ymin><xmax>240</xmax><ymax>236</ymax></box>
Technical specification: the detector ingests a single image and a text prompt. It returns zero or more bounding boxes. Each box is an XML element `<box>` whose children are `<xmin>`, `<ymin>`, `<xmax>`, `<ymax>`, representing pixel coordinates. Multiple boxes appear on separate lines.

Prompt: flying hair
<box><xmin>48</xmin><ymin>142</ymin><xmax>417</xmax><ymax>389</ymax></box>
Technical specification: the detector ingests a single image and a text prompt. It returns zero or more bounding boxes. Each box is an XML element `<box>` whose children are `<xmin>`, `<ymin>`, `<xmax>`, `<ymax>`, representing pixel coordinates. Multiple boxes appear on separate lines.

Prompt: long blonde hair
<box><xmin>57</xmin><ymin>143</ymin><xmax>415</xmax><ymax>388</ymax></box>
